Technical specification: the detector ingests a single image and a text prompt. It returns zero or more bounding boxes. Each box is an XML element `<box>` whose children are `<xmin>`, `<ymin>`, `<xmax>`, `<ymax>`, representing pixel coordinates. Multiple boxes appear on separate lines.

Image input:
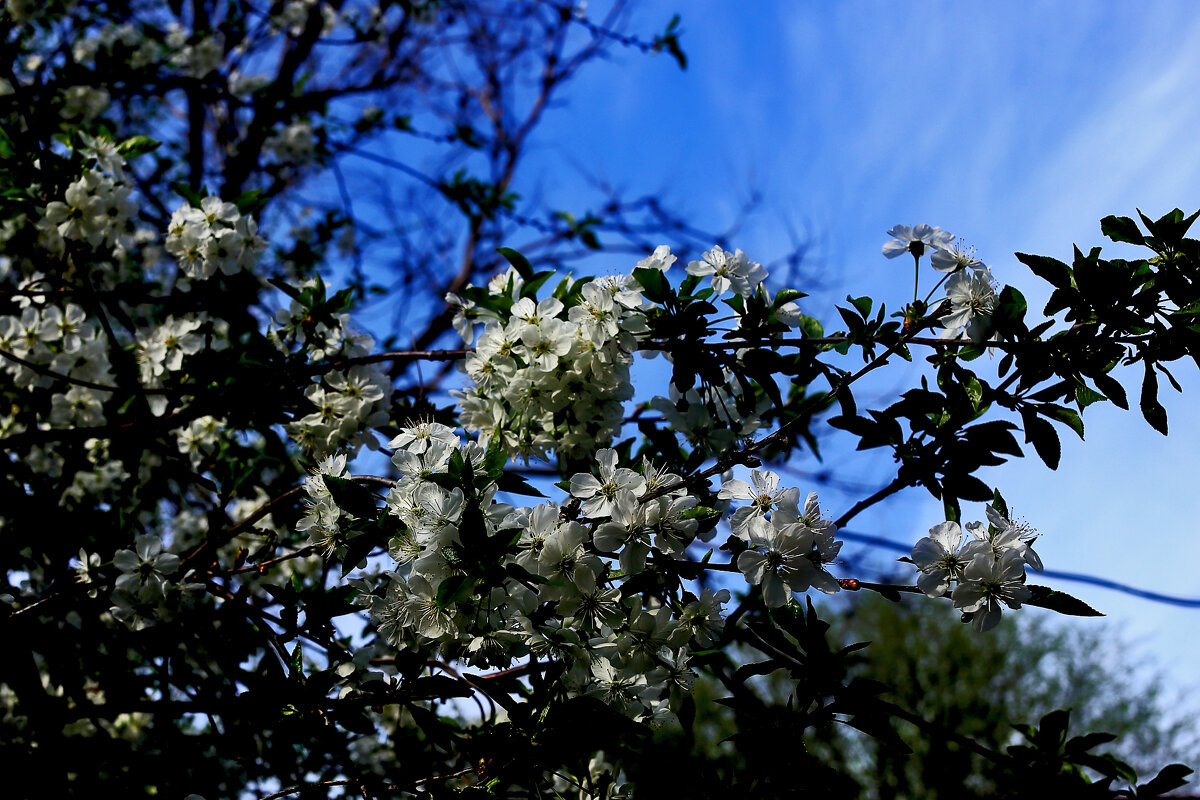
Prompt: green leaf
<box><xmin>1025</xmin><ymin>585</ymin><xmax>1104</xmax><ymax>617</ymax></box>
<box><xmin>1023</xmin><ymin>412</ymin><xmax>1061</xmax><ymax>470</ymax></box>
<box><xmin>403</xmin><ymin>675</ymin><xmax>474</xmax><ymax>700</ymax></box>
<box><xmin>496</xmin><ymin>247</ymin><xmax>535</xmax><ymax>281</ymax></box>
<box><xmin>117</xmin><ymin>135</ymin><xmax>161</xmax><ymax>157</ymax></box>
<box><xmin>289</xmin><ymin>643</ymin><xmax>304</xmax><ymax>677</ymax></box>
<box><xmin>521</xmin><ymin>270</ymin><xmax>556</xmax><ymax>300</ymax></box>
<box><xmin>170</xmin><ymin>181</ymin><xmax>206</xmax><ymax>207</ymax></box>
<box><xmin>1139</xmin><ymin>362</ymin><xmax>1168</xmax><ymax>435</ymax></box>
<box><xmin>1100</xmin><ymin>215</ymin><xmax>1145</xmax><ymax>245</ymax></box>
<box><xmin>0</xmin><ymin>125</ymin><xmax>15</xmax><ymax>159</ymax></box>
<box><xmin>1092</xmin><ymin>372</ymin><xmax>1129</xmax><ymax>410</ymax></box>
<box><xmin>1038</xmin><ymin>403</ymin><xmax>1084</xmax><ymax>439</ymax></box>
<box><xmin>1140</xmin><ymin>207</ymin><xmax>1200</xmax><ymax>244</ymax></box>
<box><xmin>340</xmin><ymin>532</ymin><xmax>377</xmax><ymax>577</ymax></box>
<box><xmin>494</xmin><ymin>471</ymin><xmax>547</xmax><ymax>498</ymax></box>
<box><xmin>964</xmin><ymin>375</ymin><xmax>983</xmax><ymax>411</ymax></box>
<box><xmin>1073</xmin><ymin>384</ymin><xmax>1105</xmax><ymax>410</ymax></box>
<box><xmin>678</xmin><ymin>505</ymin><xmax>720</xmax><ymax>521</ymax></box>
<box><xmin>991</xmin><ymin>488</ymin><xmax>1009</xmax><ymax>518</ymax></box>
<box><xmin>632</xmin><ymin>267</ymin><xmax>673</xmax><ymax>304</ymax></box>
<box><xmin>322</xmin><ymin>475</ymin><xmax>380</xmax><ymax>520</ymax></box>
<box><xmin>1016</xmin><ymin>252</ymin><xmax>1073</xmax><ymax>290</ymax></box>
<box><xmin>798</xmin><ymin>314</ymin><xmax>824</xmax><ymax>339</ymax></box>
<box><xmin>994</xmin><ymin>285</ymin><xmax>1027</xmax><ymax>326</ymax></box>
<box><xmin>482</xmin><ymin>439</ymin><xmax>507</xmax><ymax>478</ymax></box>
<box><xmin>847</xmin><ymin>294</ymin><xmax>872</xmax><ymax>319</ymax></box>
<box><xmin>774</xmin><ymin>288</ymin><xmax>806</xmax><ymax>307</ymax></box>
<box><xmin>435</xmin><ymin>575</ymin><xmax>476</xmax><ymax>609</ymax></box>
<box><xmin>721</xmin><ymin>294</ymin><xmax>746</xmax><ymax>315</ymax></box>
<box><xmin>1137</xmin><ymin>763</ymin><xmax>1194</xmax><ymax>798</ymax></box>
<box><xmin>233</xmin><ymin>188</ymin><xmax>266</xmax><ymax>215</ymax></box>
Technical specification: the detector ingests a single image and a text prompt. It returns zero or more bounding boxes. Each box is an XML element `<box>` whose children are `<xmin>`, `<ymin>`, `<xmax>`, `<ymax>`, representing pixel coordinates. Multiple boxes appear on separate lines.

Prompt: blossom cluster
<box><xmin>134</xmin><ymin>313</ymin><xmax>215</xmax><ymax>416</ymax></box>
<box><xmin>449</xmin><ymin>243</ymin><xmax>803</xmax><ymax>463</ymax></box>
<box><xmin>0</xmin><ymin>302</ymin><xmax>113</xmax><ymax>420</ymax></box>
<box><xmin>38</xmin><ymin>168</ymin><xmax>137</xmax><ymax>255</ymax></box>
<box><xmin>165</xmin><ymin>197</ymin><xmax>267</xmax><ymax>280</ymax></box>
<box><xmin>448</xmin><ymin>255</ymin><xmax>661</xmax><ymax>461</ymax></box>
<box><xmin>719</xmin><ymin>470</ymin><xmax>843</xmax><ymax>606</ymax></box>
<box><xmin>301</xmin><ymin>432</ymin><xmax>850</xmax><ymax>722</ymax></box>
<box><xmin>883</xmin><ymin>223</ymin><xmax>998</xmax><ymax>341</ymax></box>
<box><xmin>685</xmin><ymin>244</ymin><xmax>768</xmax><ymax>297</ymax></box>
<box><xmin>910</xmin><ymin>504</ymin><xmax>1044</xmax><ymax>631</ymax></box>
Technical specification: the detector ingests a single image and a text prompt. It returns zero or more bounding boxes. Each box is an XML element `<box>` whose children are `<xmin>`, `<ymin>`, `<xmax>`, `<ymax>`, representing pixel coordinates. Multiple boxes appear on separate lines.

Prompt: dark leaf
<box><xmin>496</xmin><ymin>247</ymin><xmax>535</xmax><ymax>281</ymax></box>
<box><xmin>1016</xmin><ymin>252</ymin><xmax>1073</xmax><ymax>289</ymax></box>
<box><xmin>847</xmin><ymin>294</ymin><xmax>872</xmax><ymax>319</ymax></box>
<box><xmin>942</xmin><ymin>472</ymin><xmax>994</xmax><ymax>502</ymax></box>
<box><xmin>1139</xmin><ymin>362</ymin><xmax>1168</xmax><ymax>435</ymax></box>
<box><xmin>1023</xmin><ymin>412</ymin><xmax>1061</xmax><ymax>470</ymax></box>
<box><xmin>1025</xmin><ymin>585</ymin><xmax>1104</xmax><ymax>617</ymax></box>
<box><xmin>1092</xmin><ymin>372</ymin><xmax>1129</xmax><ymax>410</ymax></box>
<box><xmin>733</xmin><ymin>660</ymin><xmax>782</xmax><ymax>683</ymax></box>
<box><xmin>495</xmin><ymin>472</ymin><xmax>547</xmax><ymax>497</ymax></box>
<box><xmin>632</xmin><ymin>266</ymin><xmax>673</xmax><ymax>304</ymax></box>
<box><xmin>1137</xmin><ymin>763</ymin><xmax>1194</xmax><ymax>798</ymax></box>
<box><xmin>403</xmin><ymin>675</ymin><xmax>474</xmax><ymax>700</ymax></box>
<box><xmin>340</xmin><ymin>532</ymin><xmax>378</xmax><ymax>577</ymax></box>
<box><xmin>323</xmin><ymin>475</ymin><xmax>380</xmax><ymax>520</ymax></box>
<box><xmin>334</xmin><ymin>709</ymin><xmax>378</xmax><ymax>735</ymax></box>
<box><xmin>1066</xmin><ymin>731</ymin><xmax>1118</xmax><ymax>755</ymax></box>
<box><xmin>435</xmin><ymin>575</ymin><xmax>476</xmax><ymax>609</ymax></box>
<box><xmin>1100</xmin><ymin>215</ymin><xmax>1144</xmax><ymax>245</ymax></box>
<box><xmin>1038</xmin><ymin>403</ymin><xmax>1085</xmax><ymax>439</ymax></box>
<box><xmin>170</xmin><ymin>180</ymin><xmax>206</xmax><ymax>207</ymax></box>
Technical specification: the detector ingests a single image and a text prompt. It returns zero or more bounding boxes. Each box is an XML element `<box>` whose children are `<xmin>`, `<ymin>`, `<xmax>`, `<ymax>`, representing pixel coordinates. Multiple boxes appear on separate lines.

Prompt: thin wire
<box><xmin>838</xmin><ymin>529</ymin><xmax>1200</xmax><ymax>609</ymax></box>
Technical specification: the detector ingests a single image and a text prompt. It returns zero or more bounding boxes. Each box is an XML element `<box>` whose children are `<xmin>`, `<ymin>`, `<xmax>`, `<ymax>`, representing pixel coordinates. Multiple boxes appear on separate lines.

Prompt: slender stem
<box><xmin>184</xmin><ymin>475</ymin><xmax>394</xmax><ymax>570</ymax></box>
<box><xmin>838</xmin><ymin>578</ymin><xmax>923</xmax><ymax>595</ymax></box>
<box><xmin>0</xmin><ymin>347</ymin><xmax>170</xmax><ymax>393</ymax></box>
<box><xmin>227</xmin><ymin>545</ymin><xmax>317</xmax><ymax>575</ymax></box>
<box><xmin>923</xmin><ymin>272</ymin><xmax>950</xmax><ymax>304</ymax></box>
<box><xmin>637</xmin><ymin>333</ymin><xmax>1154</xmax><ymax>352</ymax></box>
<box><xmin>310</xmin><ymin>349</ymin><xmax>470</xmax><ymax>373</ymax></box>
<box><xmin>674</xmin><ymin>559</ymin><xmax>740</xmax><ymax>574</ymax></box>
<box><xmin>833</xmin><ymin>476</ymin><xmax>911</xmax><ymax>529</ymax></box>
<box><xmin>879</xmin><ymin>699</ymin><xmax>1008</xmax><ymax>765</ymax></box>
<box><xmin>912</xmin><ymin>250</ymin><xmax>922</xmax><ymax>303</ymax></box>
<box><xmin>258</xmin><ymin>779</ymin><xmax>356</xmax><ymax>800</ymax></box>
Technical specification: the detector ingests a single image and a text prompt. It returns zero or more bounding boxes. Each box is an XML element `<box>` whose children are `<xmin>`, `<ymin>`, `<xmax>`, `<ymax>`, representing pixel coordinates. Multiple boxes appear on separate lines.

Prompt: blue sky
<box><xmin>517</xmin><ymin>1</ymin><xmax>1200</xmax><ymax>697</ymax></box>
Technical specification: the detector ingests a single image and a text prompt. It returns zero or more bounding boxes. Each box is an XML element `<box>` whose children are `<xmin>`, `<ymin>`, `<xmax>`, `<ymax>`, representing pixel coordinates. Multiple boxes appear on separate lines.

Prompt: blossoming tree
<box><xmin>0</xmin><ymin>1</ymin><xmax>1194</xmax><ymax>798</ymax></box>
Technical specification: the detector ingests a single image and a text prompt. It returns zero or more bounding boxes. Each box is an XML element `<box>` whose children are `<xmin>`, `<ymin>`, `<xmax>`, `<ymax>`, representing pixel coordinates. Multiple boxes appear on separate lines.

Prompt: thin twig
<box><xmin>833</xmin><ymin>476</ymin><xmax>911</xmax><ymax>529</ymax></box>
<box><xmin>641</xmin><ymin>310</ymin><xmax>949</xmax><ymax>504</ymax></box>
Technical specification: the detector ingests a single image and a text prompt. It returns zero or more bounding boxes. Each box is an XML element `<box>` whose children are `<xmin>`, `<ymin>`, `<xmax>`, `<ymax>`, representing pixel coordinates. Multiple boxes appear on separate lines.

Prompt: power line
<box><xmin>839</xmin><ymin>529</ymin><xmax>1200</xmax><ymax>609</ymax></box>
